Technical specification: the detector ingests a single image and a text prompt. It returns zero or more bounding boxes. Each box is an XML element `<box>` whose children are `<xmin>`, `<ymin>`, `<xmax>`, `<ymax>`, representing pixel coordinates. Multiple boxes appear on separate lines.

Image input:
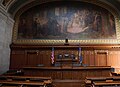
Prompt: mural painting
<box><xmin>18</xmin><ymin>2</ymin><xmax>116</xmax><ymax>40</ymax></box>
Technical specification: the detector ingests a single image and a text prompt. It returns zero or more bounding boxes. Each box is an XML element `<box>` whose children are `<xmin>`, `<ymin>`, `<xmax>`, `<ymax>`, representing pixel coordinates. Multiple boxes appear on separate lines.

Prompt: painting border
<box><xmin>12</xmin><ymin>0</ymin><xmax>120</xmax><ymax>45</ymax></box>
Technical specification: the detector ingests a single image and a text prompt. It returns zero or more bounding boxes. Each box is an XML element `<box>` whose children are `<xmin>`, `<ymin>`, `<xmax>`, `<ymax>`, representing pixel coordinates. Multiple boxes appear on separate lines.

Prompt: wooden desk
<box><xmin>23</xmin><ymin>66</ymin><xmax>111</xmax><ymax>87</ymax></box>
<box><xmin>23</xmin><ymin>66</ymin><xmax>111</xmax><ymax>80</ymax></box>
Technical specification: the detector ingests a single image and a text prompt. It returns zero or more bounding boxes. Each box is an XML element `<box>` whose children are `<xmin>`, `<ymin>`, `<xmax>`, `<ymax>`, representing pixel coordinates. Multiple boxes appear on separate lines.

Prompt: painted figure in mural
<box><xmin>33</xmin><ymin>17</ymin><xmax>39</xmax><ymax>36</ymax></box>
<box><xmin>18</xmin><ymin>18</ymin><xmax>27</xmax><ymax>38</ymax></box>
<box><xmin>33</xmin><ymin>12</ymin><xmax>48</xmax><ymax>38</ymax></box>
<box><xmin>18</xmin><ymin>16</ymin><xmax>33</xmax><ymax>39</ymax></box>
<box><xmin>67</xmin><ymin>10</ymin><xmax>88</xmax><ymax>34</ymax></box>
<box><xmin>67</xmin><ymin>11</ymin><xmax>81</xmax><ymax>33</ymax></box>
<box><xmin>54</xmin><ymin>7</ymin><xmax>69</xmax><ymax>35</ymax></box>
<box><xmin>47</xmin><ymin>17</ymin><xmax>61</xmax><ymax>36</ymax></box>
<box><xmin>93</xmin><ymin>11</ymin><xmax>102</xmax><ymax>33</ymax></box>
<box><xmin>108</xmin><ymin>14</ymin><xmax>116</xmax><ymax>36</ymax></box>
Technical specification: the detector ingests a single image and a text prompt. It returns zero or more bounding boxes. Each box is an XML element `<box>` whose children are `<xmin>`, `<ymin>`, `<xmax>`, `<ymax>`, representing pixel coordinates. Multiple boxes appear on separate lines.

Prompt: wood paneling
<box><xmin>10</xmin><ymin>44</ymin><xmax>119</xmax><ymax>87</ymax></box>
<box><xmin>10</xmin><ymin>50</ymin><xmax>26</xmax><ymax>69</ymax></box>
<box><xmin>53</xmin><ymin>80</ymin><xmax>83</xmax><ymax>87</ymax></box>
<box><xmin>10</xmin><ymin>44</ymin><xmax>120</xmax><ymax>71</ymax></box>
<box><xmin>95</xmin><ymin>50</ymin><xmax>108</xmax><ymax>66</ymax></box>
<box><xmin>26</xmin><ymin>50</ymin><xmax>39</xmax><ymax>66</ymax></box>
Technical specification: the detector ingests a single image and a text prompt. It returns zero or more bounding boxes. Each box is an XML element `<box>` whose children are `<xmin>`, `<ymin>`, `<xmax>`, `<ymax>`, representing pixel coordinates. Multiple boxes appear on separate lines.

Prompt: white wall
<box><xmin>0</xmin><ymin>4</ymin><xmax>14</xmax><ymax>74</ymax></box>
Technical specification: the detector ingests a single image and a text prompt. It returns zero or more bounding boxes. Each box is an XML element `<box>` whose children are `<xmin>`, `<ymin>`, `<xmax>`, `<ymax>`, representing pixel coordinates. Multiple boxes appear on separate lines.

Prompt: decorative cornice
<box><xmin>10</xmin><ymin>44</ymin><xmax>120</xmax><ymax>49</ymax></box>
<box><xmin>0</xmin><ymin>3</ymin><xmax>14</xmax><ymax>22</ymax></box>
<box><xmin>0</xmin><ymin>4</ymin><xmax>7</xmax><ymax>16</ymax></box>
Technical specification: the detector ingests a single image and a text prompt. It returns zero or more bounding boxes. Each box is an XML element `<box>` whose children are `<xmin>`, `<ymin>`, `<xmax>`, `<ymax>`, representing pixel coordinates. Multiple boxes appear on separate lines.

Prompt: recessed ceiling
<box><xmin>6</xmin><ymin>0</ymin><xmax>120</xmax><ymax>18</ymax></box>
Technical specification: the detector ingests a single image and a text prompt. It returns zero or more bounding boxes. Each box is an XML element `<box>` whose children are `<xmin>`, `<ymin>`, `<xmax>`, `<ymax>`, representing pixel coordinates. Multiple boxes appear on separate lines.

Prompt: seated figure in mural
<box><xmin>67</xmin><ymin>10</ymin><xmax>88</xmax><ymax>34</ymax></box>
<box><xmin>47</xmin><ymin>17</ymin><xmax>61</xmax><ymax>36</ymax></box>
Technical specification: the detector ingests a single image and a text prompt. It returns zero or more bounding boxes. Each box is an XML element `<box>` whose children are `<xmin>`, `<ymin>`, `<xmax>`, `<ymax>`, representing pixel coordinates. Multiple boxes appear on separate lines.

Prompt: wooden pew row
<box><xmin>85</xmin><ymin>76</ymin><xmax>120</xmax><ymax>87</ymax></box>
<box><xmin>93</xmin><ymin>81</ymin><xmax>120</xmax><ymax>86</ymax></box>
<box><xmin>0</xmin><ymin>76</ymin><xmax>52</xmax><ymax>81</ymax></box>
<box><xmin>111</xmin><ymin>72</ymin><xmax>120</xmax><ymax>76</ymax></box>
<box><xmin>2</xmin><ymin>70</ymin><xmax>24</xmax><ymax>76</ymax></box>
<box><xmin>0</xmin><ymin>76</ymin><xmax>52</xmax><ymax>87</ymax></box>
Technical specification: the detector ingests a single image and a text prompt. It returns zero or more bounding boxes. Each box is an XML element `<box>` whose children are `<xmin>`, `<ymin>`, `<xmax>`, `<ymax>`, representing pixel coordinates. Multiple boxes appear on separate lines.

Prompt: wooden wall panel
<box><xmin>38</xmin><ymin>51</ymin><xmax>46</xmax><ymax>65</ymax></box>
<box><xmin>89</xmin><ymin>51</ymin><xmax>95</xmax><ymax>66</ymax></box>
<box><xmin>82</xmin><ymin>50</ymin><xmax>89</xmax><ymax>65</ymax></box>
<box><xmin>95</xmin><ymin>50</ymin><xmax>108</xmax><ymax>66</ymax></box>
<box><xmin>26</xmin><ymin>50</ymin><xmax>39</xmax><ymax>66</ymax></box>
<box><xmin>42</xmin><ymin>50</ymin><xmax>51</xmax><ymax>66</ymax></box>
<box><xmin>82</xmin><ymin>50</ymin><xmax>95</xmax><ymax>66</ymax></box>
<box><xmin>62</xmin><ymin>71</ymin><xmax>72</xmax><ymax>80</ymax></box>
<box><xmin>108</xmin><ymin>50</ymin><xmax>120</xmax><ymax>72</ymax></box>
<box><xmin>10</xmin><ymin>50</ymin><xmax>26</xmax><ymax>69</ymax></box>
<box><xmin>53</xmin><ymin>80</ymin><xmax>83</xmax><ymax>87</ymax></box>
<box><xmin>109</xmin><ymin>51</ymin><xmax>119</xmax><ymax>66</ymax></box>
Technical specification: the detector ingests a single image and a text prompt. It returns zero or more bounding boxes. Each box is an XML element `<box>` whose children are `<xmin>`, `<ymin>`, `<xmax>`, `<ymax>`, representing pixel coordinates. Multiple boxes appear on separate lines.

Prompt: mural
<box><xmin>18</xmin><ymin>2</ymin><xmax>116</xmax><ymax>40</ymax></box>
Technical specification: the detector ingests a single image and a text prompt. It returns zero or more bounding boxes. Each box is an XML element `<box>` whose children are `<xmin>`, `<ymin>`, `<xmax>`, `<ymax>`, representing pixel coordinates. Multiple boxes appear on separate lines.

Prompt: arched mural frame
<box><xmin>12</xmin><ymin>0</ymin><xmax>120</xmax><ymax>45</ymax></box>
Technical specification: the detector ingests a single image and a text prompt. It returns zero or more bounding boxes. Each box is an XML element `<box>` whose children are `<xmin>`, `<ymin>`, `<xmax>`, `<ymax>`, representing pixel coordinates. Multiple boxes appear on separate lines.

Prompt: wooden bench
<box><xmin>0</xmin><ymin>76</ymin><xmax>52</xmax><ymax>87</ymax></box>
<box><xmin>2</xmin><ymin>70</ymin><xmax>24</xmax><ymax>76</ymax></box>
<box><xmin>85</xmin><ymin>76</ymin><xmax>120</xmax><ymax>87</ymax></box>
<box><xmin>93</xmin><ymin>81</ymin><xmax>120</xmax><ymax>86</ymax></box>
<box><xmin>111</xmin><ymin>72</ymin><xmax>120</xmax><ymax>76</ymax></box>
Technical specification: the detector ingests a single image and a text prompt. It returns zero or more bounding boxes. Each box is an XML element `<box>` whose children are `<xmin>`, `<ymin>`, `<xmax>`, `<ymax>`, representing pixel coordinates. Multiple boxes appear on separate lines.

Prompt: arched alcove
<box><xmin>1</xmin><ymin>0</ymin><xmax>120</xmax><ymax>76</ymax></box>
<box><xmin>12</xmin><ymin>0</ymin><xmax>120</xmax><ymax>45</ymax></box>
